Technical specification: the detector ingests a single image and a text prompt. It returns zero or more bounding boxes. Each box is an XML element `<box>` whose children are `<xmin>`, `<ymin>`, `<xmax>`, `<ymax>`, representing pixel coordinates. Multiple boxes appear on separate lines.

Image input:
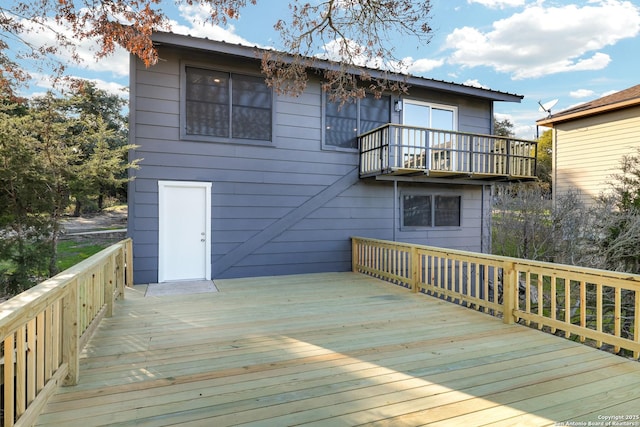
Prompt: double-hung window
<box><xmin>402</xmin><ymin>194</ymin><xmax>461</xmax><ymax>228</ymax></box>
<box><xmin>324</xmin><ymin>93</ymin><xmax>390</xmax><ymax>150</ymax></box>
<box><xmin>184</xmin><ymin>66</ymin><xmax>272</xmax><ymax>142</ymax></box>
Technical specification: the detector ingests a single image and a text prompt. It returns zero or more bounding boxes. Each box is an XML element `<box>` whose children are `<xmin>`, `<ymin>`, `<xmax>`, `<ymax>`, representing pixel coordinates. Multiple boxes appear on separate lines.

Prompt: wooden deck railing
<box><xmin>359</xmin><ymin>124</ymin><xmax>537</xmax><ymax>180</ymax></box>
<box><xmin>0</xmin><ymin>238</ymin><xmax>133</xmax><ymax>427</ymax></box>
<box><xmin>352</xmin><ymin>237</ymin><xmax>640</xmax><ymax>359</ymax></box>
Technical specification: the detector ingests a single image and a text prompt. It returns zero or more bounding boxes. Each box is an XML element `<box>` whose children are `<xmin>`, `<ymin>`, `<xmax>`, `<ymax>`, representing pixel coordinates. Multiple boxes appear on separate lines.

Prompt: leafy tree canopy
<box><xmin>0</xmin><ymin>0</ymin><xmax>433</xmax><ymax>101</ymax></box>
<box><xmin>536</xmin><ymin>129</ymin><xmax>552</xmax><ymax>188</ymax></box>
<box><xmin>494</xmin><ymin>117</ymin><xmax>515</xmax><ymax>137</ymax></box>
<box><xmin>0</xmin><ymin>82</ymin><xmax>135</xmax><ymax>295</ymax></box>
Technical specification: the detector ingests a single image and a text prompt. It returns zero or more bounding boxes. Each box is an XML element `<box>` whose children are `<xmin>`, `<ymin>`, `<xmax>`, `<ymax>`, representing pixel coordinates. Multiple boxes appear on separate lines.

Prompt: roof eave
<box><xmin>150</xmin><ymin>31</ymin><xmax>524</xmax><ymax>103</ymax></box>
<box><xmin>537</xmin><ymin>98</ymin><xmax>640</xmax><ymax>127</ymax></box>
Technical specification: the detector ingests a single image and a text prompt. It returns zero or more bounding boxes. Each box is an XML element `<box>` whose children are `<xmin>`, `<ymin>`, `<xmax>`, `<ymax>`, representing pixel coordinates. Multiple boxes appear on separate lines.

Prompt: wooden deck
<box><xmin>35</xmin><ymin>272</ymin><xmax>640</xmax><ymax>426</ymax></box>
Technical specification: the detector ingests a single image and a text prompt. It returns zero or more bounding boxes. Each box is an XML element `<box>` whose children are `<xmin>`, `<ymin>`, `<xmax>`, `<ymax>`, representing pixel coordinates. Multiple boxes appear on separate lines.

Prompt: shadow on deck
<box><xmin>36</xmin><ymin>272</ymin><xmax>640</xmax><ymax>426</ymax></box>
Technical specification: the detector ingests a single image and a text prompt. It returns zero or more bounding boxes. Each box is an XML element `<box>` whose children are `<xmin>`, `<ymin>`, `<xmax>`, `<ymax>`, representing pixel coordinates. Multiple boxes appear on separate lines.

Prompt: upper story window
<box><xmin>324</xmin><ymin>93</ymin><xmax>391</xmax><ymax>150</ymax></box>
<box><xmin>184</xmin><ymin>67</ymin><xmax>272</xmax><ymax>142</ymax></box>
<box><xmin>402</xmin><ymin>194</ymin><xmax>461</xmax><ymax>228</ymax></box>
<box><xmin>402</xmin><ymin>100</ymin><xmax>457</xmax><ymax>131</ymax></box>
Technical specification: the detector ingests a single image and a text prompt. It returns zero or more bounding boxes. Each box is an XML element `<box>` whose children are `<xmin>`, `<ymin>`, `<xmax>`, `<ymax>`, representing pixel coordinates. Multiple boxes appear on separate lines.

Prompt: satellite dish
<box><xmin>538</xmin><ymin>99</ymin><xmax>558</xmax><ymax>116</ymax></box>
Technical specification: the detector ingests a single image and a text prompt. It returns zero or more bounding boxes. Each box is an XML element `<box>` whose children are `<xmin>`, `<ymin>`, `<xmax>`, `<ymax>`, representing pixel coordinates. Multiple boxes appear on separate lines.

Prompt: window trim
<box><xmin>400</xmin><ymin>191</ymin><xmax>462</xmax><ymax>230</ymax></box>
<box><xmin>321</xmin><ymin>92</ymin><xmax>391</xmax><ymax>152</ymax></box>
<box><xmin>180</xmin><ymin>62</ymin><xmax>275</xmax><ymax>145</ymax></box>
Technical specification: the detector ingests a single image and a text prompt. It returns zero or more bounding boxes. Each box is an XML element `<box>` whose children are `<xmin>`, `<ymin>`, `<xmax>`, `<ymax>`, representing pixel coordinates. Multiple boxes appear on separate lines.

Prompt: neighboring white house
<box><xmin>537</xmin><ymin>84</ymin><xmax>640</xmax><ymax>206</ymax></box>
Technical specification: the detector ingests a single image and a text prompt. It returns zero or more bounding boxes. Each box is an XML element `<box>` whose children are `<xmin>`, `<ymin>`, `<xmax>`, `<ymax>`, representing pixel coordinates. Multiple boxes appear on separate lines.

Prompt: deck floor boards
<box><xmin>36</xmin><ymin>272</ymin><xmax>640</xmax><ymax>426</ymax></box>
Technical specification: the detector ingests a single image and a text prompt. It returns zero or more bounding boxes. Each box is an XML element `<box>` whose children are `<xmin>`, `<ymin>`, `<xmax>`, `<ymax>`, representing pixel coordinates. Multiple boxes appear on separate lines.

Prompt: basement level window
<box><xmin>184</xmin><ymin>67</ymin><xmax>272</xmax><ymax>142</ymax></box>
<box><xmin>402</xmin><ymin>194</ymin><xmax>461</xmax><ymax>228</ymax></box>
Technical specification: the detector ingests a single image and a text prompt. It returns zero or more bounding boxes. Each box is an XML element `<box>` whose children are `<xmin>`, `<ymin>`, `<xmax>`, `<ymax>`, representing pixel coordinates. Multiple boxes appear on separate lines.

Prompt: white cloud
<box><xmin>87</xmin><ymin>78</ymin><xmax>129</xmax><ymax>98</ymax></box>
<box><xmin>318</xmin><ymin>38</ymin><xmax>410</xmax><ymax>71</ymax></box>
<box><xmin>20</xmin><ymin>72</ymin><xmax>127</xmax><ymax>100</ymax></box>
<box><xmin>570</xmin><ymin>89</ymin><xmax>595</xmax><ymax>98</ymax></box>
<box><xmin>17</xmin><ymin>15</ymin><xmax>130</xmax><ymax>78</ymax></box>
<box><xmin>405</xmin><ymin>57</ymin><xmax>445</xmax><ymax>73</ymax></box>
<box><xmin>15</xmin><ymin>2</ymin><xmax>260</xmax><ymax>82</ymax></box>
<box><xmin>173</xmin><ymin>4</ymin><xmax>258</xmax><ymax>46</ymax></box>
<box><xmin>467</xmin><ymin>0</ymin><xmax>525</xmax><ymax>8</ymax></box>
<box><xmin>463</xmin><ymin>79</ymin><xmax>490</xmax><ymax>89</ymax></box>
<box><xmin>445</xmin><ymin>0</ymin><xmax>640</xmax><ymax>79</ymax></box>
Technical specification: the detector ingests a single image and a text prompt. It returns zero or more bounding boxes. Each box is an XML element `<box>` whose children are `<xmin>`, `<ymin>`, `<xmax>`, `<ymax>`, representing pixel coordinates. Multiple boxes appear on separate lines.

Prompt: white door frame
<box><xmin>158</xmin><ymin>180</ymin><xmax>211</xmax><ymax>282</ymax></box>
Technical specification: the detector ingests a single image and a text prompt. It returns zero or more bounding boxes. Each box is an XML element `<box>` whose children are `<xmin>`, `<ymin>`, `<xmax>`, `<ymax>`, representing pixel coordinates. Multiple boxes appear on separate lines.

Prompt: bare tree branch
<box><xmin>1</xmin><ymin>0</ymin><xmax>432</xmax><ymax>102</ymax></box>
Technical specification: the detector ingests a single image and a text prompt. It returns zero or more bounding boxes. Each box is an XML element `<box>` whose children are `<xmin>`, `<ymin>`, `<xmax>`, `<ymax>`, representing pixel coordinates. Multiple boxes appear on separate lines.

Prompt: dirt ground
<box><xmin>60</xmin><ymin>205</ymin><xmax>128</xmax><ymax>234</ymax></box>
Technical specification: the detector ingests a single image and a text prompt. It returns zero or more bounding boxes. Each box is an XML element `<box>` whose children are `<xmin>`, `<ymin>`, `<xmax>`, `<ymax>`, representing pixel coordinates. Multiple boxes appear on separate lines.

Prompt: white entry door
<box><xmin>158</xmin><ymin>181</ymin><xmax>211</xmax><ymax>282</ymax></box>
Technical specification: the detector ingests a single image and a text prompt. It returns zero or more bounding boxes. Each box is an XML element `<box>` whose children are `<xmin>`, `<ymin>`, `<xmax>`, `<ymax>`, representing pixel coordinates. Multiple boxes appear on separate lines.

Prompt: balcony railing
<box><xmin>359</xmin><ymin>124</ymin><xmax>538</xmax><ymax>180</ymax></box>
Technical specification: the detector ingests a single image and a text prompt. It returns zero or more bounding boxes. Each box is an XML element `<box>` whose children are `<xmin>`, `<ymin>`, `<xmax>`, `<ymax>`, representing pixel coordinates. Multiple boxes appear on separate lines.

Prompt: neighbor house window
<box><xmin>185</xmin><ymin>67</ymin><xmax>272</xmax><ymax>141</ymax></box>
<box><xmin>324</xmin><ymin>93</ymin><xmax>390</xmax><ymax>149</ymax></box>
<box><xmin>402</xmin><ymin>194</ymin><xmax>461</xmax><ymax>228</ymax></box>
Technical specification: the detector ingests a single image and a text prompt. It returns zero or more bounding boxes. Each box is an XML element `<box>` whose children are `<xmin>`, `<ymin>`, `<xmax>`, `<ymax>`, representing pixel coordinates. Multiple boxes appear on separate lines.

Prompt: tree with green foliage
<box><xmin>493</xmin><ymin>117</ymin><xmax>515</xmax><ymax>137</ymax></box>
<box><xmin>536</xmin><ymin>129</ymin><xmax>552</xmax><ymax>191</ymax></box>
<box><xmin>0</xmin><ymin>84</ymin><xmax>137</xmax><ymax>295</ymax></box>
<box><xmin>66</xmin><ymin>81</ymin><xmax>132</xmax><ymax>214</ymax></box>
<box><xmin>1</xmin><ymin>116</ymin><xmax>47</xmax><ymax>293</ymax></box>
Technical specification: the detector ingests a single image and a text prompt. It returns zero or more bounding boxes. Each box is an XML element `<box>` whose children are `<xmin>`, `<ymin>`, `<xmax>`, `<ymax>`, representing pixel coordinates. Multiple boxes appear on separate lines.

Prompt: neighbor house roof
<box><xmin>151</xmin><ymin>31</ymin><xmax>524</xmax><ymax>103</ymax></box>
<box><xmin>537</xmin><ymin>84</ymin><xmax>640</xmax><ymax>127</ymax></box>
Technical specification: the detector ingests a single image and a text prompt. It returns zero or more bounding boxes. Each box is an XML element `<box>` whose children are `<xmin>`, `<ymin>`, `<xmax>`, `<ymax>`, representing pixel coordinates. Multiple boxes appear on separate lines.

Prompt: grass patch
<box><xmin>57</xmin><ymin>240</ymin><xmax>111</xmax><ymax>271</ymax></box>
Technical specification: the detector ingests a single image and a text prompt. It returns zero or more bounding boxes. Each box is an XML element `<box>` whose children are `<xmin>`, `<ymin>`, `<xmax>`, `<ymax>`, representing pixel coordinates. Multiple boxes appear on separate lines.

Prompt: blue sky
<box><xmin>17</xmin><ymin>0</ymin><xmax>640</xmax><ymax>139</ymax></box>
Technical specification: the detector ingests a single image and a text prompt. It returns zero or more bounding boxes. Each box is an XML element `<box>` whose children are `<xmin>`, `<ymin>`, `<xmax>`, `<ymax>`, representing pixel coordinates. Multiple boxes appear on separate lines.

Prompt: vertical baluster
<box><xmin>36</xmin><ymin>311</ymin><xmax>45</xmax><ymax>392</ymax></box>
<box><xmin>54</xmin><ymin>300</ymin><xmax>61</xmax><ymax>368</ymax></box>
<box><xmin>15</xmin><ymin>326</ymin><xmax>26</xmax><ymax>419</ymax></box>
<box><xmin>614</xmin><ymin>286</ymin><xmax>621</xmax><ymax>353</ymax></box>
<box><xmin>634</xmin><ymin>290</ymin><xmax>639</xmax><ymax>359</ymax></box>
<box><xmin>564</xmin><ymin>279</ymin><xmax>571</xmax><ymax>338</ymax></box>
<box><xmin>580</xmin><ymin>281</ymin><xmax>587</xmax><ymax>343</ymax></box>
<box><xmin>45</xmin><ymin>305</ymin><xmax>53</xmax><ymax>382</ymax></box>
<box><xmin>596</xmin><ymin>283</ymin><xmax>603</xmax><ymax>348</ymax></box>
<box><xmin>26</xmin><ymin>318</ymin><xmax>36</xmax><ymax>405</ymax></box>
<box><xmin>550</xmin><ymin>275</ymin><xmax>557</xmax><ymax>334</ymax></box>
<box><xmin>444</xmin><ymin>257</ymin><xmax>448</xmax><ymax>295</ymax></box>
<box><xmin>524</xmin><ymin>271</ymin><xmax>531</xmax><ymax>326</ymax></box>
<box><xmin>537</xmin><ymin>275</ymin><xmax>544</xmax><ymax>330</ymax></box>
<box><xmin>474</xmin><ymin>261</ymin><xmax>480</xmax><ymax>310</ymax></box>
<box><xmin>5</xmin><ymin>333</ymin><xmax>15</xmax><ymax>427</ymax></box>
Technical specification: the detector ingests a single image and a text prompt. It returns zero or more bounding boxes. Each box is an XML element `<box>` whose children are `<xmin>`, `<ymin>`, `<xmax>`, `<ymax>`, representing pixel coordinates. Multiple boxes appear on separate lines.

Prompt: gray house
<box><xmin>128</xmin><ymin>31</ymin><xmax>537</xmax><ymax>284</ymax></box>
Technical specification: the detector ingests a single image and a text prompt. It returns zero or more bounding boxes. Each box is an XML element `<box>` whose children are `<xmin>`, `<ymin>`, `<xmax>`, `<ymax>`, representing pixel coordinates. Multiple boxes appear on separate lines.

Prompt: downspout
<box><xmin>393</xmin><ymin>180</ymin><xmax>397</xmax><ymax>241</ymax></box>
<box><xmin>481</xmin><ymin>184</ymin><xmax>485</xmax><ymax>253</ymax></box>
<box><xmin>481</xmin><ymin>184</ymin><xmax>491</xmax><ymax>254</ymax></box>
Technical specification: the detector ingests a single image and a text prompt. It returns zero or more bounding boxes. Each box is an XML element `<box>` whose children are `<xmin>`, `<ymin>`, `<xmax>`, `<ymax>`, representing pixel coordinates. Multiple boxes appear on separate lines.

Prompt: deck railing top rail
<box><xmin>351</xmin><ymin>236</ymin><xmax>640</xmax><ymax>360</ymax></box>
<box><xmin>358</xmin><ymin>124</ymin><xmax>538</xmax><ymax>180</ymax></box>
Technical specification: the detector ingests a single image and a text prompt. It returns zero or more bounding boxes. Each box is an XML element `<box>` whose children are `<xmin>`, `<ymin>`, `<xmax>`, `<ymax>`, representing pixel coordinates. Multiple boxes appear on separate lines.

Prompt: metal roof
<box><xmin>150</xmin><ymin>31</ymin><xmax>524</xmax><ymax>103</ymax></box>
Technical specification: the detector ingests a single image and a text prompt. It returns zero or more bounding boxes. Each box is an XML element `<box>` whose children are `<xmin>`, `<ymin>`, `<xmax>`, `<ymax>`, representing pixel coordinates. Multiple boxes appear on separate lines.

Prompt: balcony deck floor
<box><xmin>36</xmin><ymin>272</ymin><xmax>640</xmax><ymax>426</ymax></box>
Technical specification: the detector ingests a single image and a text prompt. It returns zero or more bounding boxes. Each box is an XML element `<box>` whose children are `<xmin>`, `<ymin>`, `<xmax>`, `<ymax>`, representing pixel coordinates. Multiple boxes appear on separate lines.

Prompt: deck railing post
<box><xmin>125</xmin><ymin>238</ymin><xmax>133</xmax><ymax>288</ymax></box>
<box><xmin>411</xmin><ymin>246</ymin><xmax>419</xmax><ymax>293</ymax></box>
<box><xmin>352</xmin><ymin>238</ymin><xmax>359</xmax><ymax>273</ymax></box>
<box><xmin>503</xmin><ymin>262</ymin><xmax>517</xmax><ymax>324</ymax></box>
<box><xmin>105</xmin><ymin>254</ymin><xmax>115</xmax><ymax>317</ymax></box>
<box><xmin>62</xmin><ymin>279</ymin><xmax>80</xmax><ymax>386</ymax></box>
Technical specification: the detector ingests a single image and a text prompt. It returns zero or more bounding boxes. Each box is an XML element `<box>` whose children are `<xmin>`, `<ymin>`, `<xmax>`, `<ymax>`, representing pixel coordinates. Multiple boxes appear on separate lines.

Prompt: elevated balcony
<box><xmin>359</xmin><ymin>124</ymin><xmax>538</xmax><ymax>181</ymax></box>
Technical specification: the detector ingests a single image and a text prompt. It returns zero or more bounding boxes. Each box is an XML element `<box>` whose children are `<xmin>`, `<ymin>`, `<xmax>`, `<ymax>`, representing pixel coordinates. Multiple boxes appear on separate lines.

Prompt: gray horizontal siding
<box><xmin>129</xmin><ymin>45</ymin><xmax>494</xmax><ymax>283</ymax></box>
